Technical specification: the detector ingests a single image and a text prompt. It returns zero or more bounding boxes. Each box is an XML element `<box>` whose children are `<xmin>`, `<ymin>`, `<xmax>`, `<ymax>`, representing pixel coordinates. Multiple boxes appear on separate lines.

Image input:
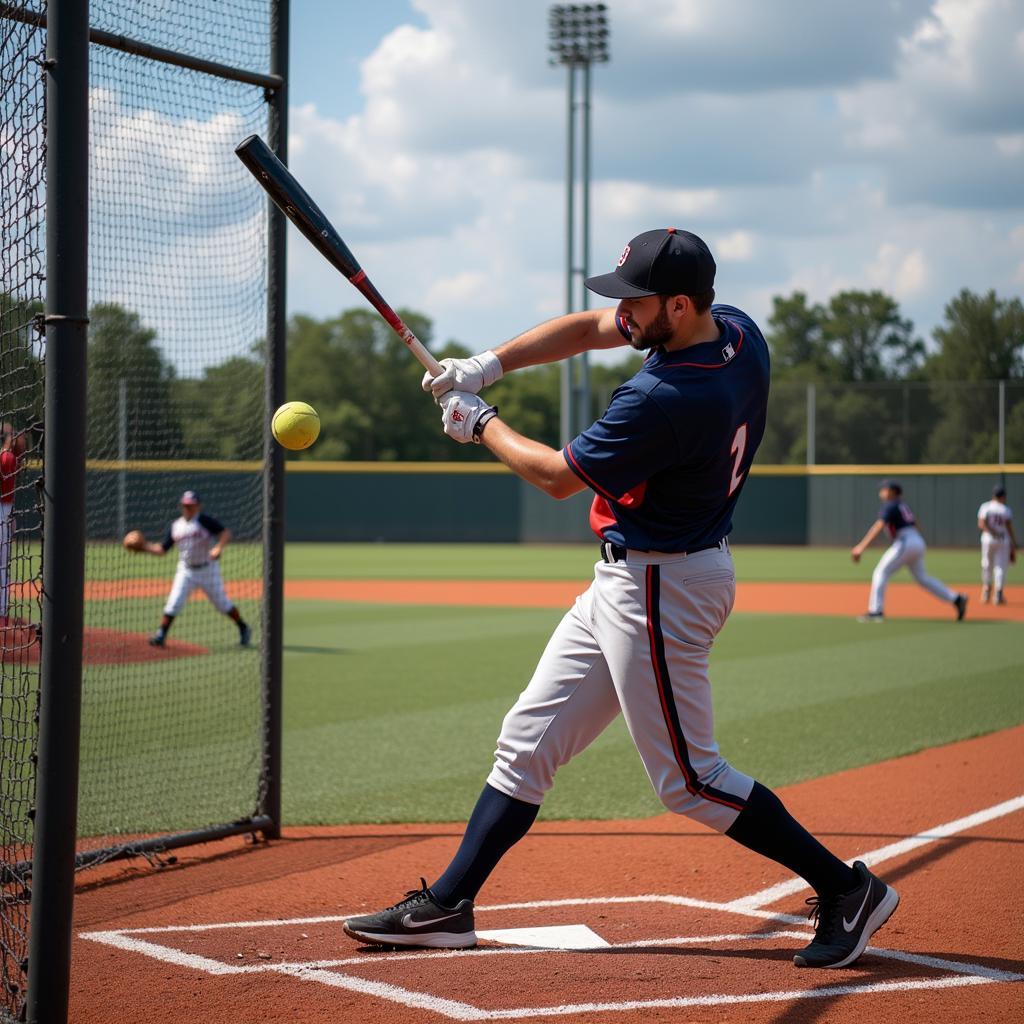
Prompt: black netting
<box><xmin>0</xmin><ymin>3</ymin><xmax>45</xmax><ymax>1017</ymax></box>
<box><xmin>77</xmin><ymin>5</ymin><xmax>271</xmax><ymax>858</ymax></box>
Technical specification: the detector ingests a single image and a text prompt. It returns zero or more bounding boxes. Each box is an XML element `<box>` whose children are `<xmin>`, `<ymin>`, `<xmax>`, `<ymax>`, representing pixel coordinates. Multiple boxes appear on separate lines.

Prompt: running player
<box><xmin>343</xmin><ymin>228</ymin><xmax>898</xmax><ymax>970</ymax></box>
<box><xmin>977</xmin><ymin>485</ymin><xmax>1017</xmax><ymax>604</ymax></box>
<box><xmin>131</xmin><ymin>490</ymin><xmax>251</xmax><ymax>647</ymax></box>
<box><xmin>851</xmin><ymin>480</ymin><xmax>966</xmax><ymax>622</ymax></box>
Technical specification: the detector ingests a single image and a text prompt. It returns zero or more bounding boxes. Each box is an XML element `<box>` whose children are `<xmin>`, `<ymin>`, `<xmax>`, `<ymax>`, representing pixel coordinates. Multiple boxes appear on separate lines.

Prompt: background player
<box><xmin>0</xmin><ymin>423</ymin><xmax>25</xmax><ymax>625</ymax></box>
<box><xmin>129</xmin><ymin>490</ymin><xmax>251</xmax><ymax>647</ymax></box>
<box><xmin>343</xmin><ymin>228</ymin><xmax>899</xmax><ymax>971</ymax></box>
<box><xmin>977</xmin><ymin>484</ymin><xmax>1017</xmax><ymax>604</ymax></box>
<box><xmin>851</xmin><ymin>480</ymin><xmax>966</xmax><ymax>622</ymax></box>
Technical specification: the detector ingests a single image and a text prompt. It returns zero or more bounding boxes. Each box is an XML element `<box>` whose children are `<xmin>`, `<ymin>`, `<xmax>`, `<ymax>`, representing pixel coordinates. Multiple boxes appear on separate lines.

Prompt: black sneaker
<box><xmin>794</xmin><ymin>861</ymin><xmax>899</xmax><ymax>968</ymax></box>
<box><xmin>995</xmin><ymin>591</ymin><xmax>1006</xmax><ymax>605</ymax></box>
<box><xmin>343</xmin><ymin>879</ymin><xmax>476</xmax><ymax>949</ymax></box>
<box><xmin>954</xmin><ymin>593</ymin><xmax>968</xmax><ymax>621</ymax></box>
<box><xmin>857</xmin><ymin>612</ymin><xmax>884</xmax><ymax>623</ymax></box>
<box><xmin>239</xmin><ymin>623</ymin><xmax>251</xmax><ymax>647</ymax></box>
<box><xmin>148</xmin><ymin>632</ymin><xmax>165</xmax><ymax>647</ymax></box>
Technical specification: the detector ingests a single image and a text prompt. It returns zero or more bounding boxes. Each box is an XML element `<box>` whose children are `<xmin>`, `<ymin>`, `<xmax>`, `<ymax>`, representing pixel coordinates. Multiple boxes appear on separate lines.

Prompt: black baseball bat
<box><xmin>234</xmin><ymin>134</ymin><xmax>442</xmax><ymax>375</ymax></box>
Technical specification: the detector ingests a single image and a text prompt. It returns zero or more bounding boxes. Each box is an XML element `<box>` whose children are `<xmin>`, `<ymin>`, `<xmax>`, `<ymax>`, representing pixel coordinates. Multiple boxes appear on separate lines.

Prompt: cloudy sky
<box><xmin>283</xmin><ymin>0</ymin><xmax>1023</xmax><ymax>356</ymax></box>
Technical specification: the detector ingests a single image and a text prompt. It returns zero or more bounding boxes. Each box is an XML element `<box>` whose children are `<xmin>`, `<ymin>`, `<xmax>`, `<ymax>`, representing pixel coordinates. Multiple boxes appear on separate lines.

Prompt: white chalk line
<box><xmin>726</xmin><ymin>792</ymin><xmax>1024</xmax><ymax>912</ymax></box>
<box><xmin>79</xmin><ymin>791</ymin><xmax>1024</xmax><ymax>1018</ymax></box>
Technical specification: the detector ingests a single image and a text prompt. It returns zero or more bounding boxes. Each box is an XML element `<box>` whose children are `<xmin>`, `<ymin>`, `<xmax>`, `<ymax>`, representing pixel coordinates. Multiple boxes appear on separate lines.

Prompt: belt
<box><xmin>600</xmin><ymin>537</ymin><xmax>727</xmax><ymax>564</ymax></box>
<box><xmin>187</xmin><ymin>562</ymin><xmax>210</xmax><ymax>569</ymax></box>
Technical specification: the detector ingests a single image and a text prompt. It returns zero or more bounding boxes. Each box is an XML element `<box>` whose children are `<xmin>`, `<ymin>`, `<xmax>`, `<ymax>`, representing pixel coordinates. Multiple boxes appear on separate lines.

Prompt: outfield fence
<box><xmin>74</xmin><ymin>461</ymin><xmax>1024</xmax><ymax>549</ymax></box>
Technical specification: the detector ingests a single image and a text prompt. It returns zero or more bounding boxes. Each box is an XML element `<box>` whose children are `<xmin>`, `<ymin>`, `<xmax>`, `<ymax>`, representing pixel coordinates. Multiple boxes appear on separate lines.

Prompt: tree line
<box><xmin>3</xmin><ymin>287</ymin><xmax>1022</xmax><ymax>465</ymax></box>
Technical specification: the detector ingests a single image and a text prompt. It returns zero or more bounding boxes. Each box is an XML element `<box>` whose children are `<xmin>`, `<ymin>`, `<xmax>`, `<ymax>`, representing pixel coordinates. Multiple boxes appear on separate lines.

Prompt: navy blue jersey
<box><xmin>563</xmin><ymin>304</ymin><xmax>770</xmax><ymax>552</ymax></box>
<box><xmin>879</xmin><ymin>500</ymin><xmax>916</xmax><ymax>539</ymax></box>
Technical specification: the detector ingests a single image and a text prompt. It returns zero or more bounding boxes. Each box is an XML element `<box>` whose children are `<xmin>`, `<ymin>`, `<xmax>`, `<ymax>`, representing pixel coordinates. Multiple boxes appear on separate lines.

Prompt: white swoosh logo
<box><xmin>401</xmin><ymin>912</ymin><xmax>461</xmax><ymax>929</ymax></box>
<box><xmin>843</xmin><ymin>888</ymin><xmax>872</xmax><ymax>932</ymax></box>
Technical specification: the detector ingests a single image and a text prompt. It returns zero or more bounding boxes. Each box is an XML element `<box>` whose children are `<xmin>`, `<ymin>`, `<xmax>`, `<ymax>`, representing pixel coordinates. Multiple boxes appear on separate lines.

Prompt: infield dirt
<box><xmin>70</xmin><ymin>726</ymin><xmax>1023</xmax><ymax>1024</ymax></box>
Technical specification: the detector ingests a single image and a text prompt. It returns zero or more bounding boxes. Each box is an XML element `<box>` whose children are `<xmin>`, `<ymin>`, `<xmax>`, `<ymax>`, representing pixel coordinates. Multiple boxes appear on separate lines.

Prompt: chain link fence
<box><xmin>763</xmin><ymin>380</ymin><xmax>1024</xmax><ymax>465</ymax></box>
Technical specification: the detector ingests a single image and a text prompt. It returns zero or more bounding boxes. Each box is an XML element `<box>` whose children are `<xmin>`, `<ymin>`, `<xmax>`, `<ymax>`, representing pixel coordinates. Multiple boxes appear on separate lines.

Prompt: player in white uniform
<box><xmin>343</xmin><ymin>228</ymin><xmax>898</xmax><ymax>970</ymax></box>
<box><xmin>852</xmin><ymin>480</ymin><xmax>966</xmax><ymax>622</ymax></box>
<box><xmin>133</xmin><ymin>490</ymin><xmax>251</xmax><ymax>647</ymax></box>
<box><xmin>977</xmin><ymin>485</ymin><xmax>1017</xmax><ymax>604</ymax></box>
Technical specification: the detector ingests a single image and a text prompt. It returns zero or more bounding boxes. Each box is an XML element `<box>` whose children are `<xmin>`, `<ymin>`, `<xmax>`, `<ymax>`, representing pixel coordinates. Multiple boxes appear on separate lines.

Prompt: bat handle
<box><xmin>400</xmin><ymin>325</ymin><xmax>444</xmax><ymax>377</ymax></box>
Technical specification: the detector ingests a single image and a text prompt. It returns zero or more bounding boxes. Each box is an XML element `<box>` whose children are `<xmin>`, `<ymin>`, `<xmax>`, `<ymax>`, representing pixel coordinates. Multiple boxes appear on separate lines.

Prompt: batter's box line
<box><xmin>79</xmin><ymin>921</ymin><xmax>1024</xmax><ymax>1022</ymax></box>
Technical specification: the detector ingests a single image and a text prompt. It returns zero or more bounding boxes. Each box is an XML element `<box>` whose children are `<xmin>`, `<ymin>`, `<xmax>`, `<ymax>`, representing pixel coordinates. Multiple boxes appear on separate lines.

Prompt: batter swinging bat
<box><xmin>235</xmin><ymin>134</ymin><xmax>443</xmax><ymax>376</ymax></box>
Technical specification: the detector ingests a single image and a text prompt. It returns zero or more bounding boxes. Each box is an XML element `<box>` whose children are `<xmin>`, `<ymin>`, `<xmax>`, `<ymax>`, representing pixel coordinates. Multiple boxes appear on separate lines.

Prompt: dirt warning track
<box><xmin>71</xmin><ymin>726</ymin><xmax>1024</xmax><ymax>1024</ymax></box>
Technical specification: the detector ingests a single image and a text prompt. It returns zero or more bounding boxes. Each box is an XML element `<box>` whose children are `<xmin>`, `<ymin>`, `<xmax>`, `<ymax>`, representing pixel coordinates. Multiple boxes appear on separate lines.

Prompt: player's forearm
<box><xmin>144</xmin><ymin>543</ymin><xmax>166</xmax><ymax>556</ymax></box>
<box><xmin>855</xmin><ymin>521</ymin><xmax>885</xmax><ymax>549</ymax></box>
<box><xmin>493</xmin><ymin>309</ymin><xmax>623</xmax><ymax>373</ymax></box>
<box><xmin>478</xmin><ymin>418</ymin><xmax>585</xmax><ymax>499</ymax></box>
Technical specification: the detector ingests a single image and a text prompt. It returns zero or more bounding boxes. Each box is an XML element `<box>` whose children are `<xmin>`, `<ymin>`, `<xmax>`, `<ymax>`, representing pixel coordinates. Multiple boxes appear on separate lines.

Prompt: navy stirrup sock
<box><xmin>430</xmin><ymin>784</ymin><xmax>539</xmax><ymax>907</ymax></box>
<box><xmin>725</xmin><ymin>781</ymin><xmax>856</xmax><ymax>897</ymax></box>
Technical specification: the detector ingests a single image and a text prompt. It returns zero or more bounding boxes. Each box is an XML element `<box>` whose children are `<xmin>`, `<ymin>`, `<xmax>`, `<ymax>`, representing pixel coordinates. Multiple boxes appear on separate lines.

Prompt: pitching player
<box><xmin>977</xmin><ymin>485</ymin><xmax>1017</xmax><ymax>604</ymax></box>
<box><xmin>0</xmin><ymin>422</ymin><xmax>25</xmax><ymax>624</ymax></box>
<box><xmin>133</xmin><ymin>490</ymin><xmax>251</xmax><ymax>647</ymax></box>
<box><xmin>344</xmin><ymin>228</ymin><xmax>898</xmax><ymax>970</ymax></box>
<box><xmin>851</xmin><ymin>481</ymin><xmax>966</xmax><ymax>622</ymax></box>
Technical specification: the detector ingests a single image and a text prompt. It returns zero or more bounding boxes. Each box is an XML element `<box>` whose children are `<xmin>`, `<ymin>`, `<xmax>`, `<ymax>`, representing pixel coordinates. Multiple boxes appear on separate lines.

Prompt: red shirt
<box><xmin>0</xmin><ymin>449</ymin><xmax>18</xmax><ymax>504</ymax></box>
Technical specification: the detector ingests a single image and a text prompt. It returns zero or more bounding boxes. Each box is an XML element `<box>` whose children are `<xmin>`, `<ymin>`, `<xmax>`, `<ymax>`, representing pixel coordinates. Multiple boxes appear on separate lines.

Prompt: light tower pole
<box><xmin>549</xmin><ymin>4</ymin><xmax>609</xmax><ymax>445</ymax></box>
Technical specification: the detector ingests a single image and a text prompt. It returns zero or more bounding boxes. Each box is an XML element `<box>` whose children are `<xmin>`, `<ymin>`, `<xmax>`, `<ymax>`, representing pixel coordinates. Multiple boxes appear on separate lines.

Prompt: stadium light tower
<box><xmin>549</xmin><ymin>3</ymin><xmax>609</xmax><ymax>445</ymax></box>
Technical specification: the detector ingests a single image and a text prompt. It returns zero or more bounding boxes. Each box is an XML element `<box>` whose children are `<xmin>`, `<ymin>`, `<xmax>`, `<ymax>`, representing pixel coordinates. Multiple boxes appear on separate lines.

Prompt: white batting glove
<box><xmin>439</xmin><ymin>391</ymin><xmax>498</xmax><ymax>445</ymax></box>
<box><xmin>422</xmin><ymin>350</ymin><xmax>503</xmax><ymax>398</ymax></box>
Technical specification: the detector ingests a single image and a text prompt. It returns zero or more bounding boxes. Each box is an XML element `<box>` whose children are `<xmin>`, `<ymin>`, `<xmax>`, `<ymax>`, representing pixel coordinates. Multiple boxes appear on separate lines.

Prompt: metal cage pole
<box><xmin>560</xmin><ymin>62</ymin><xmax>576</xmax><ymax>447</ymax></box>
<box><xmin>261</xmin><ymin>0</ymin><xmax>288</xmax><ymax>840</ymax></box>
<box><xmin>578</xmin><ymin>57</ymin><xmax>592</xmax><ymax>433</ymax></box>
<box><xmin>26</xmin><ymin>0</ymin><xmax>90</xmax><ymax>1020</ymax></box>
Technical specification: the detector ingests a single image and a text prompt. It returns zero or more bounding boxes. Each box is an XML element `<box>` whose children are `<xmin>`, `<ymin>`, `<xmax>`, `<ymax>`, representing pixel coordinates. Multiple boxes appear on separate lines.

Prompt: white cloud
<box><xmin>715</xmin><ymin>231</ymin><xmax>756</xmax><ymax>263</ymax></box>
<box><xmin>866</xmin><ymin>244</ymin><xmax>929</xmax><ymax>297</ymax></box>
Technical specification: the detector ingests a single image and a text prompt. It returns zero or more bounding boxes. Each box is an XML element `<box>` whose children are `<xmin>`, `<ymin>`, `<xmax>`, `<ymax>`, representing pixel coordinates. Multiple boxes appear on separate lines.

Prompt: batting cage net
<box><xmin>0</xmin><ymin>3</ymin><xmax>45</xmax><ymax>1014</ymax></box>
<box><xmin>76</xmin><ymin>0</ymin><xmax>274</xmax><ymax>861</ymax></box>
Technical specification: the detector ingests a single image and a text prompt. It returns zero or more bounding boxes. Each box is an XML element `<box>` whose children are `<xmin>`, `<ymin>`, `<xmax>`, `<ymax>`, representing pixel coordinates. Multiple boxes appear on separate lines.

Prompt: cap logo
<box><xmin>617</xmin><ymin>244</ymin><xmax>631</xmax><ymax>267</ymax></box>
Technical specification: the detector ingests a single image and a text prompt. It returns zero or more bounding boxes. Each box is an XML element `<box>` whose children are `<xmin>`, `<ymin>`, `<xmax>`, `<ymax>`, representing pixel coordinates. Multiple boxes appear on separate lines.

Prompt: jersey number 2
<box><xmin>728</xmin><ymin>424</ymin><xmax>747</xmax><ymax>497</ymax></box>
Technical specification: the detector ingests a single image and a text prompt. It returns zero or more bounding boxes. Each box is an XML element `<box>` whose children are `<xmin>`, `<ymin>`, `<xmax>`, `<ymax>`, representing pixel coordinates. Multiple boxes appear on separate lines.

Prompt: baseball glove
<box><xmin>123</xmin><ymin>529</ymin><xmax>147</xmax><ymax>552</ymax></box>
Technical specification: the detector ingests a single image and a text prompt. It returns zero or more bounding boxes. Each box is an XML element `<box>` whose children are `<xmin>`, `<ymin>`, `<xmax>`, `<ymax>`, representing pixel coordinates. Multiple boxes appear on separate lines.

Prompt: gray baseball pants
<box><xmin>487</xmin><ymin>544</ymin><xmax>754</xmax><ymax>833</ymax></box>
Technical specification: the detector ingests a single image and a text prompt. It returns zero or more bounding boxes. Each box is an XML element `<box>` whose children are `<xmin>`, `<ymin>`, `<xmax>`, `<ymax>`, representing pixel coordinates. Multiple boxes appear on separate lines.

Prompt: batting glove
<box><xmin>422</xmin><ymin>350</ymin><xmax>503</xmax><ymax>398</ymax></box>
<box><xmin>439</xmin><ymin>391</ymin><xmax>498</xmax><ymax>445</ymax></box>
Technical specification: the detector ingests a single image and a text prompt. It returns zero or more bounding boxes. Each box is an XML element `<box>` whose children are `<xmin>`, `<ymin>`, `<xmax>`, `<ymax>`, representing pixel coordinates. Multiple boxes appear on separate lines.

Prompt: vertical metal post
<box><xmin>560</xmin><ymin>63</ymin><xmax>575</xmax><ymax>447</ymax></box>
<box><xmin>577</xmin><ymin>58</ymin><xmax>591</xmax><ymax>433</ymax></box>
<box><xmin>998</xmin><ymin>380</ymin><xmax>1006</xmax><ymax>467</ymax></box>
<box><xmin>117</xmin><ymin>378</ymin><xmax>127</xmax><ymax>538</ymax></box>
<box><xmin>261</xmin><ymin>0</ymin><xmax>288</xmax><ymax>840</ymax></box>
<box><xmin>27</xmin><ymin>0</ymin><xmax>90</xmax><ymax>1020</ymax></box>
<box><xmin>806</xmin><ymin>382</ymin><xmax>816</xmax><ymax>466</ymax></box>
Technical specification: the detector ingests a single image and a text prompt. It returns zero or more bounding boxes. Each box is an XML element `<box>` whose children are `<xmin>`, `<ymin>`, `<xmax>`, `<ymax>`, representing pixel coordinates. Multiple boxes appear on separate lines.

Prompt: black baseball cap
<box><xmin>879</xmin><ymin>479</ymin><xmax>902</xmax><ymax>494</ymax></box>
<box><xmin>585</xmin><ymin>228</ymin><xmax>716</xmax><ymax>299</ymax></box>
<box><xmin>993</xmin><ymin>484</ymin><xmax>1007</xmax><ymax>498</ymax></box>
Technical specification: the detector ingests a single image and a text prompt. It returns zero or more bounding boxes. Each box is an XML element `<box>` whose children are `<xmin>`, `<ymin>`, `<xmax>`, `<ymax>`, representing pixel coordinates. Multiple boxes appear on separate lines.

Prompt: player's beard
<box><xmin>629</xmin><ymin>297</ymin><xmax>674</xmax><ymax>351</ymax></box>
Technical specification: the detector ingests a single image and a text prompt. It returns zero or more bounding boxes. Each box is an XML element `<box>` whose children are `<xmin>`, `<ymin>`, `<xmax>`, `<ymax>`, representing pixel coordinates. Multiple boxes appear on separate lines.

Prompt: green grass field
<box><xmin>276</xmin><ymin>543</ymin><xmax>1023</xmax><ymax>824</ymax></box>
<box><xmin>54</xmin><ymin>543</ymin><xmax>1021</xmax><ymax>834</ymax></box>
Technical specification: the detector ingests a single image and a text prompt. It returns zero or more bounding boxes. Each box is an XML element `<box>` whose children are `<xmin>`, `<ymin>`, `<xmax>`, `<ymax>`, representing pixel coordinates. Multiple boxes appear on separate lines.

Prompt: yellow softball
<box><xmin>272</xmin><ymin>401</ymin><xmax>321</xmax><ymax>450</ymax></box>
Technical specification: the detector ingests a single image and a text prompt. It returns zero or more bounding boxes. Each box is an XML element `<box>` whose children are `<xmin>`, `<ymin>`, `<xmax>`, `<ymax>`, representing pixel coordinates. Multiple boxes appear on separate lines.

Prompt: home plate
<box><xmin>477</xmin><ymin>924</ymin><xmax>609</xmax><ymax>949</ymax></box>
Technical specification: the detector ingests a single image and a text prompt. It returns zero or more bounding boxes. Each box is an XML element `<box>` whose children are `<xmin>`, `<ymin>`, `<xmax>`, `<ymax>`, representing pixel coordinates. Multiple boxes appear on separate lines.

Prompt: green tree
<box><xmin>766</xmin><ymin>292</ymin><xmax>830</xmax><ymax>372</ymax></box>
<box><xmin>0</xmin><ymin>291</ymin><xmax>44</xmax><ymax>450</ymax></box>
<box><xmin>821</xmin><ymin>290</ymin><xmax>924</xmax><ymax>382</ymax></box>
<box><xmin>923</xmin><ymin>289</ymin><xmax>1024</xmax><ymax>463</ymax></box>
<box><xmin>175</xmin><ymin>354</ymin><xmax>264</xmax><ymax>459</ymax></box>
<box><xmin>87</xmin><ymin>303</ymin><xmax>183</xmax><ymax>459</ymax></box>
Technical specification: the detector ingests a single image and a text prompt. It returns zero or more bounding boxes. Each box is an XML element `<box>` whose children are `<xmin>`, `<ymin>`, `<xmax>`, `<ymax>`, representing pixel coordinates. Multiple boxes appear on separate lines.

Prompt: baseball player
<box><xmin>851</xmin><ymin>480</ymin><xmax>966</xmax><ymax>622</ymax></box>
<box><xmin>344</xmin><ymin>228</ymin><xmax>898</xmax><ymax>970</ymax></box>
<box><xmin>977</xmin><ymin>484</ymin><xmax>1017</xmax><ymax>604</ymax></box>
<box><xmin>132</xmin><ymin>490</ymin><xmax>251</xmax><ymax>647</ymax></box>
<box><xmin>0</xmin><ymin>423</ymin><xmax>25</xmax><ymax>624</ymax></box>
